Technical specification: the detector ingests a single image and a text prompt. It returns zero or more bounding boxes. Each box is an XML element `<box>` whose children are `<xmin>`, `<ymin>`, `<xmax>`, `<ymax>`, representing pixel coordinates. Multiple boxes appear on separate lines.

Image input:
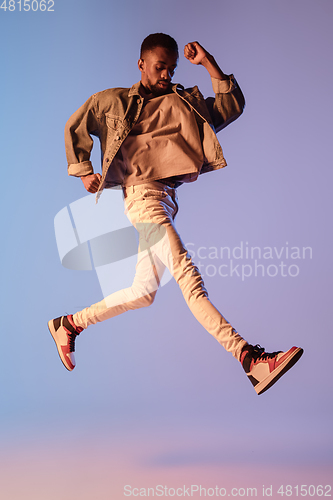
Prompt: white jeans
<box><xmin>73</xmin><ymin>182</ymin><xmax>247</xmax><ymax>360</ymax></box>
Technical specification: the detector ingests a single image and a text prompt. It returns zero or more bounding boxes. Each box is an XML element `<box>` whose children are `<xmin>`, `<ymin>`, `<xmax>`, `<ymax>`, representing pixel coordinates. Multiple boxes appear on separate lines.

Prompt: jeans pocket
<box><xmin>142</xmin><ymin>189</ymin><xmax>168</xmax><ymax>200</ymax></box>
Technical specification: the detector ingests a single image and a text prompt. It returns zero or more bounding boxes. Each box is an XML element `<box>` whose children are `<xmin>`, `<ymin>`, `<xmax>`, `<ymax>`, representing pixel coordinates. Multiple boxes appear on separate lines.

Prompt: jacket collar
<box><xmin>127</xmin><ymin>81</ymin><xmax>211</xmax><ymax>125</ymax></box>
<box><xmin>128</xmin><ymin>81</ymin><xmax>184</xmax><ymax>97</ymax></box>
<box><xmin>128</xmin><ymin>82</ymin><xmax>141</xmax><ymax>97</ymax></box>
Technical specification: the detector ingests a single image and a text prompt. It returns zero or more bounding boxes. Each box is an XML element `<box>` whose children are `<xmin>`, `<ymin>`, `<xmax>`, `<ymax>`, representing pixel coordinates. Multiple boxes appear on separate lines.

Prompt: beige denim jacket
<box><xmin>64</xmin><ymin>76</ymin><xmax>245</xmax><ymax>195</ymax></box>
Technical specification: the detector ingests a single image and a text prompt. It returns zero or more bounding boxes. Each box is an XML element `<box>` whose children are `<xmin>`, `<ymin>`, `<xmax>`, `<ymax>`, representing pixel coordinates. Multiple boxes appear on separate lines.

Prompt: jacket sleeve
<box><xmin>205</xmin><ymin>76</ymin><xmax>245</xmax><ymax>133</ymax></box>
<box><xmin>64</xmin><ymin>94</ymin><xmax>100</xmax><ymax>177</ymax></box>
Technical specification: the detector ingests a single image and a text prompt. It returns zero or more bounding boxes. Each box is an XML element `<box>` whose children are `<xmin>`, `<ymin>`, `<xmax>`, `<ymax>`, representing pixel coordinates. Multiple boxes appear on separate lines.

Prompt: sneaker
<box><xmin>241</xmin><ymin>344</ymin><xmax>303</xmax><ymax>395</ymax></box>
<box><xmin>48</xmin><ymin>315</ymin><xmax>83</xmax><ymax>371</ymax></box>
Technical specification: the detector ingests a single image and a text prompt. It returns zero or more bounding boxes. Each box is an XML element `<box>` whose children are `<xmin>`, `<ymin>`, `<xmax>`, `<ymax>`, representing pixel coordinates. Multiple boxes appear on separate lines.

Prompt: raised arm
<box><xmin>184</xmin><ymin>41</ymin><xmax>245</xmax><ymax>132</ymax></box>
<box><xmin>184</xmin><ymin>41</ymin><xmax>228</xmax><ymax>80</ymax></box>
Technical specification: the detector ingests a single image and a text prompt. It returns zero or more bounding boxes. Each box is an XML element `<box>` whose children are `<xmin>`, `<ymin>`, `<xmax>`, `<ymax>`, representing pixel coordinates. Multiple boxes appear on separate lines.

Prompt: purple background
<box><xmin>1</xmin><ymin>0</ymin><xmax>332</xmax><ymax>498</ymax></box>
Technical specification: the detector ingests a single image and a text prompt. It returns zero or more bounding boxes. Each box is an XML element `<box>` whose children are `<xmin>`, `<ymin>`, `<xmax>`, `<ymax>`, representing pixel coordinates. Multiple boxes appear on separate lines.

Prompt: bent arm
<box><xmin>207</xmin><ymin>76</ymin><xmax>245</xmax><ymax>132</ymax></box>
<box><xmin>64</xmin><ymin>94</ymin><xmax>100</xmax><ymax>177</ymax></box>
<box><xmin>184</xmin><ymin>41</ymin><xmax>245</xmax><ymax>132</ymax></box>
<box><xmin>184</xmin><ymin>41</ymin><xmax>228</xmax><ymax>80</ymax></box>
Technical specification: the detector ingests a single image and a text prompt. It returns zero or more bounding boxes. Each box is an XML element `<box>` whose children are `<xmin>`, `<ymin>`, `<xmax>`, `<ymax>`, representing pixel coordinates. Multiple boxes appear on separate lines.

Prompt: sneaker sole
<box><xmin>48</xmin><ymin>320</ymin><xmax>74</xmax><ymax>371</ymax></box>
<box><xmin>255</xmin><ymin>347</ymin><xmax>304</xmax><ymax>395</ymax></box>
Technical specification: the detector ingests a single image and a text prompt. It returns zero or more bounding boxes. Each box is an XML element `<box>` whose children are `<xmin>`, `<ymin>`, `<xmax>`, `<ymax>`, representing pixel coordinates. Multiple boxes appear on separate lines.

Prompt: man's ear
<box><xmin>138</xmin><ymin>59</ymin><xmax>144</xmax><ymax>73</ymax></box>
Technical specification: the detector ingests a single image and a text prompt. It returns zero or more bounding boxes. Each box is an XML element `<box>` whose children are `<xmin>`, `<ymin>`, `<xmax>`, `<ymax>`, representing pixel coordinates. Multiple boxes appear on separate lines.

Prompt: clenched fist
<box><xmin>184</xmin><ymin>41</ymin><xmax>208</xmax><ymax>65</ymax></box>
<box><xmin>81</xmin><ymin>173</ymin><xmax>102</xmax><ymax>193</ymax></box>
<box><xmin>184</xmin><ymin>41</ymin><xmax>227</xmax><ymax>80</ymax></box>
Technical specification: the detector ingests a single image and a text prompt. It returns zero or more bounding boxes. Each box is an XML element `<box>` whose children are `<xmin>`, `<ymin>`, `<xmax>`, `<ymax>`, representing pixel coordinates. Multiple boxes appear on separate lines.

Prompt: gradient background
<box><xmin>1</xmin><ymin>0</ymin><xmax>332</xmax><ymax>498</ymax></box>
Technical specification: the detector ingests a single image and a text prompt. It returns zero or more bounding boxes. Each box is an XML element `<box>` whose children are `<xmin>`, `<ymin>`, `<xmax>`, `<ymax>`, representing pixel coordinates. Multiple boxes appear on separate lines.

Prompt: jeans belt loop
<box><xmin>123</xmin><ymin>185</ymin><xmax>135</xmax><ymax>198</ymax></box>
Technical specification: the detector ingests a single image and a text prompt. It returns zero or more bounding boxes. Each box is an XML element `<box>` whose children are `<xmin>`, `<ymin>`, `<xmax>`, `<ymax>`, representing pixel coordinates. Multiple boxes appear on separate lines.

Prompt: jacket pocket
<box><xmin>106</xmin><ymin>114</ymin><xmax>123</xmax><ymax>131</ymax></box>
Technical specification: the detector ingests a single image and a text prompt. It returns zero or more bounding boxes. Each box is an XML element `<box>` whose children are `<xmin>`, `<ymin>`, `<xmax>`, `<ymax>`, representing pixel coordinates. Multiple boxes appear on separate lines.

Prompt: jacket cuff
<box><xmin>211</xmin><ymin>75</ymin><xmax>236</xmax><ymax>94</ymax></box>
<box><xmin>68</xmin><ymin>161</ymin><xmax>94</xmax><ymax>177</ymax></box>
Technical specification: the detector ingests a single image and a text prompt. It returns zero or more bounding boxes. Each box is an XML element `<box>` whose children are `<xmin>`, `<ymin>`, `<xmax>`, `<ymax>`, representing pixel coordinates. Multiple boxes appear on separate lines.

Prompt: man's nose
<box><xmin>161</xmin><ymin>68</ymin><xmax>172</xmax><ymax>81</ymax></box>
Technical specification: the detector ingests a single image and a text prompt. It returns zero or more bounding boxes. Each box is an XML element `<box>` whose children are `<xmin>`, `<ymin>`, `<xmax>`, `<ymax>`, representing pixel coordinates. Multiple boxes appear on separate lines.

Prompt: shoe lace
<box><xmin>68</xmin><ymin>332</ymin><xmax>77</xmax><ymax>353</ymax></box>
<box><xmin>252</xmin><ymin>344</ymin><xmax>281</xmax><ymax>361</ymax></box>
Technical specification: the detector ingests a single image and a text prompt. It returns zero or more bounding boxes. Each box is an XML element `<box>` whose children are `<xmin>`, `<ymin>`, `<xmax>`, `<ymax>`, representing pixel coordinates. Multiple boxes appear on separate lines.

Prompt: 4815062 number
<box><xmin>1</xmin><ymin>0</ymin><xmax>54</xmax><ymax>11</ymax></box>
<box><xmin>277</xmin><ymin>484</ymin><xmax>332</xmax><ymax>496</ymax></box>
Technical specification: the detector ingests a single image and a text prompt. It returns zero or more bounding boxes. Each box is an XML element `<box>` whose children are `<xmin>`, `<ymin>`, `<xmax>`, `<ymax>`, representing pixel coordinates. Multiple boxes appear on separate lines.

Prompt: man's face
<box><xmin>138</xmin><ymin>46</ymin><xmax>178</xmax><ymax>96</ymax></box>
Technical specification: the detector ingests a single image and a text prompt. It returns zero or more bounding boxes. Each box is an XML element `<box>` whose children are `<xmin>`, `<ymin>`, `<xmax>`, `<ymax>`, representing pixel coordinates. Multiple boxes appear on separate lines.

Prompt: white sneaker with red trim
<box><xmin>241</xmin><ymin>344</ymin><xmax>303</xmax><ymax>395</ymax></box>
<box><xmin>48</xmin><ymin>315</ymin><xmax>83</xmax><ymax>371</ymax></box>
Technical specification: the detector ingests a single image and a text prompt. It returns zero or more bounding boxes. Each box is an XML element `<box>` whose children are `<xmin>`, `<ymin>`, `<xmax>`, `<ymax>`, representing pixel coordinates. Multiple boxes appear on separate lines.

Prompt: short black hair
<box><xmin>140</xmin><ymin>33</ymin><xmax>179</xmax><ymax>59</ymax></box>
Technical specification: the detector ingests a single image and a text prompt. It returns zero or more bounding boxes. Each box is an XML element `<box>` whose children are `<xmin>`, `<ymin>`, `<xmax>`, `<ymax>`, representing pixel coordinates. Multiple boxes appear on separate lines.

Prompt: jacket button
<box><xmin>105</xmin><ymin>158</ymin><xmax>109</xmax><ymax>162</ymax></box>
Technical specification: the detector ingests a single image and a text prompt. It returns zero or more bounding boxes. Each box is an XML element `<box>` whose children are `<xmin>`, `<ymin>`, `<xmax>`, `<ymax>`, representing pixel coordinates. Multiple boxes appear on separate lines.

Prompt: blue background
<box><xmin>1</xmin><ymin>0</ymin><xmax>332</xmax><ymax>498</ymax></box>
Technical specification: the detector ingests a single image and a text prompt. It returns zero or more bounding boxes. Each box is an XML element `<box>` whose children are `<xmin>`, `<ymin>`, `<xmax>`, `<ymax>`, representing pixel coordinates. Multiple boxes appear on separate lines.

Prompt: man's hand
<box><xmin>184</xmin><ymin>41</ymin><xmax>208</xmax><ymax>65</ymax></box>
<box><xmin>81</xmin><ymin>173</ymin><xmax>102</xmax><ymax>193</ymax></box>
<box><xmin>184</xmin><ymin>41</ymin><xmax>228</xmax><ymax>80</ymax></box>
